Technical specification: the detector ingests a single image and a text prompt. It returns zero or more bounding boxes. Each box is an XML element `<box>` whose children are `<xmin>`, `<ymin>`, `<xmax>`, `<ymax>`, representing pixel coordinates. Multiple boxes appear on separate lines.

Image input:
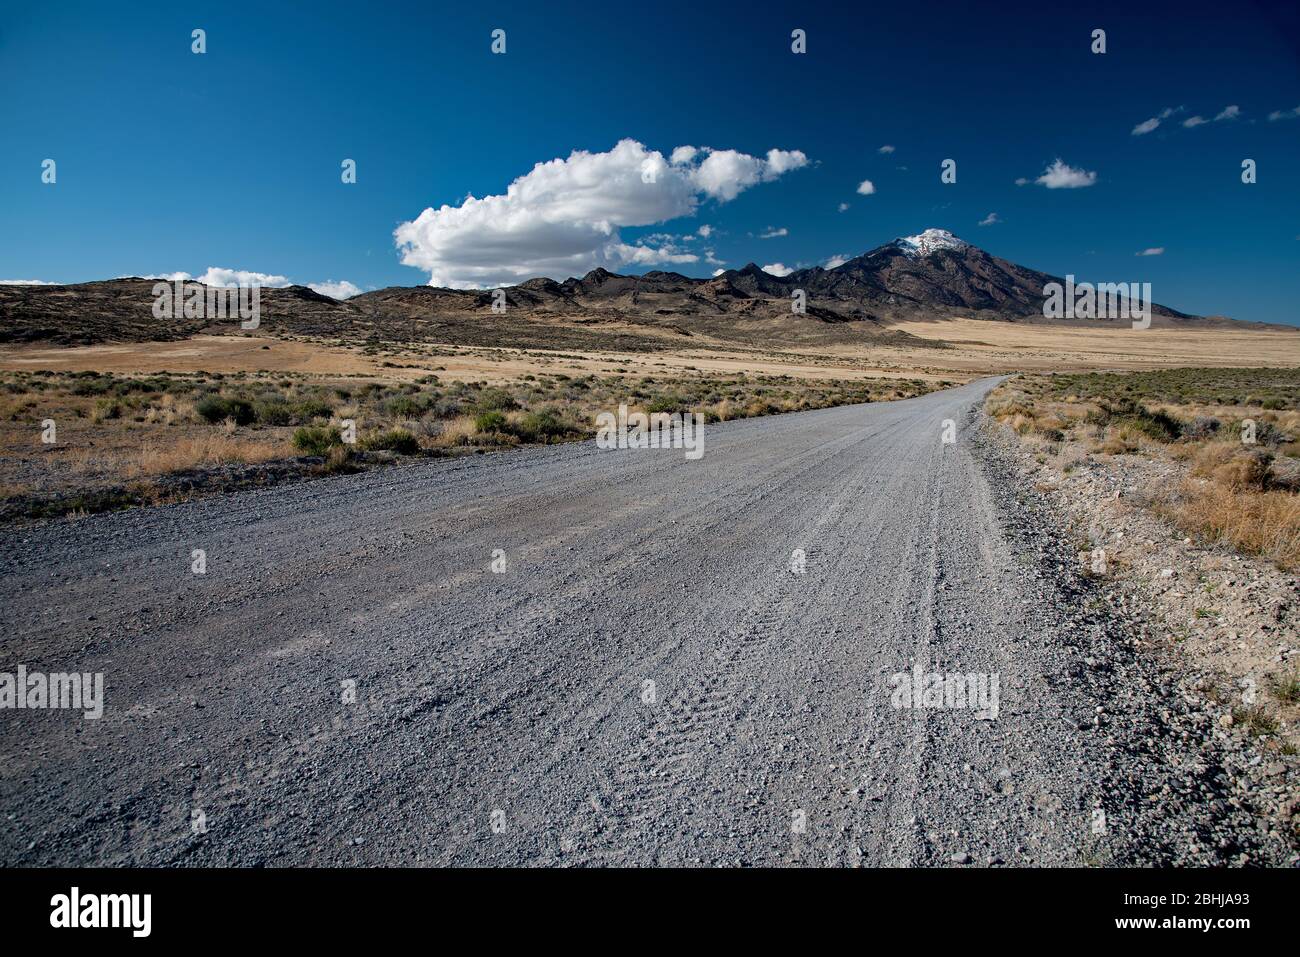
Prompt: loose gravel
<box><xmin>1</xmin><ymin>377</ymin><xmax>1291</xmax><ymax>866</ymax></box>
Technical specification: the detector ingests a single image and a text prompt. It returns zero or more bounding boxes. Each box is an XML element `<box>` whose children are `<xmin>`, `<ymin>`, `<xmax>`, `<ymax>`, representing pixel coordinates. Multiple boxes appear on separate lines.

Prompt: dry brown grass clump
<box><xmin>1159</xmin><ymin>478</ymin><xmax>1300</xmax><ymax>571</ymax></box>
<box><xmin>1189</xmin><ymin>443</ymin><xmax>1272</xmax><ymax>490</ymax></box>
<box><xmin>424</xmin><ymin>414</ymin><xmax>480</xmax><ymax>449</ymax></box>
<box><xmin>126</xmin><ymin>434</ymin><xmax>284</xmax><ymax>477</ymax></box>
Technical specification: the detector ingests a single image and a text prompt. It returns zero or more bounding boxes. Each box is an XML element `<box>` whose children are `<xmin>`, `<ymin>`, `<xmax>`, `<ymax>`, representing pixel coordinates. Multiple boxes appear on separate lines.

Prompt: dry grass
<box><xmin>424</xmin><ymin>415</ymin><xmax>480</xmax><ymax>449</ymax></box>
<box><xmin>125</xmin><ymin>434</ymin><xmax>284</xmax><ymax>477</ymax></box>
<box><xmin>1189</xmin><ymin>443</ymin><xmax>1271</xmax><ymax>490</ymax></box>
<box><xmin>3</xmin><ymin>366</ymin><xmax>942</xmax><ymax>522</ymax></box>
<box><xmin>988</xmin><ymin>369</ymin><xmax>1300</xmax><ymax>572</ymax></box>
<box><xmin>1158</xmin><ymin>478</ymin><xmax>1300</xmax><ymax>571</ymax></box>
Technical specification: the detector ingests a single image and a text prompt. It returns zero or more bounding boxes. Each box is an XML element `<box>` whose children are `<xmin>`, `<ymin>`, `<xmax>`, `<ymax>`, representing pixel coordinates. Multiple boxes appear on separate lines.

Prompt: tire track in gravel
<box><xmin>554</xmin><ymin>430</ymin><xmax>905</xmax><ymax>865</ymax></box>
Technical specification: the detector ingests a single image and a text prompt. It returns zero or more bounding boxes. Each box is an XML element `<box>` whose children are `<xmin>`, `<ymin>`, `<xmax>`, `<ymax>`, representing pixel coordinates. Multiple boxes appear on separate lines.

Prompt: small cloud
<box><xmin>878</xmin><ymin>144</ymin><xmax>895</xmax><ymax>154</ymax></box>
<box><xmin>308</xmin><ymin>279</ymin><xmax>363</xmax><ymax>299</ymax></box>
<box><xmin>0</xmin><ymin>278</ymin><xmax>56</xmax><ymax>285</ymax></box>
<box><xmin>1159</xmin><ymin>106</ymin><xmax>1184</xmax><ymax>119</ymax></box>
<box><xmin>1034</xmin><ymin>158</ymin><xmax>1097</xmax><ymax>189</ymax></box>
<box><xmin>198</xmin><ymin>267</ymin><xmax>291</xmax><ymax>287</ymax></box>
<box><xmin>761</xmin><ymin>263</ymin><xmax>793</xmax><ymax>277</ymax></box>
<box><xmin>1268</xmin><ymin>105</ymin><xmax>1300</xmax><ymax>121</ymax></box>
<box><xmin>856</xmin><ymin>179</ymin><xmax>876</xmax><ymax>196</ymax></box>
<box><xmin>134</xmin><ymin>271</ymin><xmax>193</xmax><ymax>282</ymax></box>
<box><xmin>1182</xmin><ymin>115</ymin><xmax>1208</xmax><ymax>127</ymax></box>
<box><xmin>837</xmin><ymin>202</ymin><xmax>850</xmax><ymax>213</ymax></box>
<box><xmin>823</xmin><ymin>253</ymin><xmax>850</xmax><ymax>269</ymax></box>
<box><xmin>1131</xmin><ymin>117</ymin><xmax>1160</xmax><ymax>136</ymax></box>
<box><xmin>1014</xmin><ymin>177</ymin><xmax>1030</xmax><ymax>186</ymax></box>
<box><xmin>139</xmin><ymin>268</ymin><xmax>291</xmax><ymax>287</ymax></box>
<box><xmin>697</xmin><ymin>224</ymin><xmax>713</xmax><ymax>238</ymax></box>
<box><xmin>711</xmin><ymin>268</ymin><xmax>725</xmax><ymax>277</ymax></box>
<box><xmin>759</xmin><ymin>226</ymin><xmax>789</xmax><ymax>239</ymax></box>
<box><xmin>608</xmin><ymin>240</ymin><xmax>699</xmax><ymax>267</ymax></box>
<box><xmin>1215</xmin><ymin>105</ymin><xmax>1240</xmax><ymax>121</ymax></box>
<box><xmin>978</xmin><ymin>212</ymin><xmax>1000</xmax><ymax>226</ymax></box>
<box><xmin>1136</xmin><ymin>247</ymin><xmax>1165</xmax><ymax>256</ymax></box>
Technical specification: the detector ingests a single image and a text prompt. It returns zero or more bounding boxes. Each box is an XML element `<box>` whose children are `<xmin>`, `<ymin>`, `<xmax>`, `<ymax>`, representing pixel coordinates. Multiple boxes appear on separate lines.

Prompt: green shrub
<box><xmin>292</xmin><ymin>425</ymin><xmax>343</xmax><ymax>455</ymax></box>
<box><xmin>254</xmin><ymin>397</ymin><xmax>333</xmax><ymax>425</ymax></box>
<box><xmin>362</xmin><ymin>428</ymin><xmax>419</xmax><ymax>454</ymax></box>
<box><xmin>646</xmin><ymin>394</ymin><xmax>688</xmax><ymax>414</ymax></box>
<box><xmin>475</xmin><ymin>410</ymin><xmax>508</xmax><ymax>432</ymax></box>
<box><xmin>195</xmin><ymin>395</ymin><xmax>255</xmax><ymax>425</ymax></box>
<box><xmin>385</xmin><ymin>394</ymin><xmax>426</xmax><ymax>418</ymax></box>
<box><xmin>1091</xmin><ymin>401</ymin><xmax>1180</xmax><ymax>442</ymax></box>
<box><xmin>433</xmin><ymin>397</ymin><xmax>463</xmax><ymax>418</ymax></box>
<box><xmin>474</xmin><ymin>388</ymin><xmax>518</xmax><ymax>413</ymax></box>
<box><xmin>93</xmin><ymin>398</ymin><xmax>123</xmax><ymax>420</ymax></box>
<box><xmin>291</xmin><ymin>398</ymin><xmax>334</xmax><ymax>421</ymax></box>
<box><xmin>253</xmin><ymin>398</ymin><xmax>293</xmax><ymax>426</ymax></box>
<box><xmin>1121</xmin><ymin>406</ymin><xmax>1181</xmax><ymax>442</ymax></box>
<box><xmin>508</xmin><ymin>410</ymin><xmax>569</xmax><ymax>443</ymax></box>
<box><xmin>71</xmin><ymin>377</ymin><xmax>114</xmax><ymax>396</ymax></box>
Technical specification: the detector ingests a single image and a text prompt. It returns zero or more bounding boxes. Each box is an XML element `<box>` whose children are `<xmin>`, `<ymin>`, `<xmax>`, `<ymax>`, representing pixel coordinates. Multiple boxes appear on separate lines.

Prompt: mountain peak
<box><xmin>894</xmin><ymin>228</ymin><xmax>970</xmax><ymax>258</ymax></box>
<box><xmin>579</xmin><ymin>267</ymin><xmax>618</xmax><ymax>283</ymax></box>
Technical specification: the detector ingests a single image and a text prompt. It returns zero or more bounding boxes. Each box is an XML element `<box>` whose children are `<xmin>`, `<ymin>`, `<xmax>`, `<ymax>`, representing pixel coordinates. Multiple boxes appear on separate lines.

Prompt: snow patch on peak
<box><xmin>895</xmin><ymin>228</ymin><xmax>969</xmax><ymax>257</ymax></box>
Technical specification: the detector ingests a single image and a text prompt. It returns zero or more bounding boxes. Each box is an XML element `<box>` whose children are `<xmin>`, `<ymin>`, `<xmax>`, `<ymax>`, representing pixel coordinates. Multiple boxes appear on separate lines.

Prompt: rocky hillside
<box><xmin>0</xmin><ymin>230</ymin><xmax>1241</xmax><ymax>349</ymax></box>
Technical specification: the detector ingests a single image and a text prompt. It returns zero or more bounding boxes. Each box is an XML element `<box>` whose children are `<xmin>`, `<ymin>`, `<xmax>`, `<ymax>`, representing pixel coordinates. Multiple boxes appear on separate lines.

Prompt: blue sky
<box><xmin>2</xmin><ymin>0</ymin><xmax>1298</xmax><ymax>324</ymax></box>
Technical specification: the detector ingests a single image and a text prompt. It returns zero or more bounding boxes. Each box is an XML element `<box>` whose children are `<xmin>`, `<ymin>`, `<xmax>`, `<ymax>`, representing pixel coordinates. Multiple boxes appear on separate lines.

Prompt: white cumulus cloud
<box><xmin>837</xmin><ymin>202</ymin><xmax>850</xmax><ymax>212</ymax></box>
<box><xmin>197</xmin><ymin>267</ymin><xmax>290</xmax><ymax>287</ymax></box>
<box><xmin>979</xmin><ymin>212</ymin><xmax>1000</xmax><ymax>226</ymax></box>
<box><xmin>0</xmin><ymin>278</ymin><xmax>56</xmax><ymax>285</ymax></box>
<box><xmin>1268</xmin><ymin>105</ymin><xmax>1300</xmax><ymax>121</ymax></box>
<box><xmin>878</xmin><ymin>144</ymin><xmax>895</xmax><ymax>154</ymax></box>
<box><xmin>823</xmin><ymin>253</ymin><xmax>850</xmax><ymax>269</ymax></box>
<box><xmin>136</xmin><ymin>268</ymin><xmax>291</xmax><ymax>287</ymax></box>
<box><xmin>1132</xmin><ymin>117</ymin><xmax>1160</xmax><ymax>135</ymax></box>
<box><xmin>690</xmin><ymin>147</ymin><xmax>808</xmax><ymax>202</ymax></box>
<box><xmin>1136</xmin><ymin>247</ymin><xmax>1165</xmax><ymax>256</ymax></box>
<box><xmin>135</xmin><ymin>268</ymin><xmax>359</xmax><ymax>296</ymax></box>
<box><xmin>393</xmin><ymin>139</ymin><xmax>808</xmax><ymax>288</ymax></box>
<box><xmin>1183</xmin><ymin>115</ymin><xmax>1208</xmax><ymax>127</ymax></box>
<box><xmin>309</xmin><ymin>280</ymin><xmax>364</xmax><ymax>299</ymax></box>
<box><xmin>606</xmin><ymin>241</ymin><xmax>698</xmax><ymax>266</ymax></box>
<box><xmin>761</xmin><ymin>263</ymin><xmax>793</xmax><ymax>277</ymax></box>
<box><xmin>759</xmin><ymin>226</ymin><xmax>788</xmax><ymax>239</ymax></box>
<box><xmin>1033</xmin><ymin>159</ymin><xmax>1097</xmax><ymax>189</ymax></box>
<box><xmin>856</xmin><ymin>179</ymin><xmax>876</xmax><ymax>195</ymax></box>
<box><xmin>1215</xmin><ymin>105</ymin><xmax>1240</xmax><ymax>121</ymax></box>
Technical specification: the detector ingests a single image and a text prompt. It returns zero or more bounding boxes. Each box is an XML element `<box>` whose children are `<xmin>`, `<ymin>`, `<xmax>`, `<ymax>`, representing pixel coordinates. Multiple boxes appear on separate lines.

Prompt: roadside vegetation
<box><xmin>0</xmin><ymin>366</ymin><xmax>939</xmax><ymax>522</ymax></box>
<box><xmin>989</xmin><ymin>367</ymin><xmax>1300</xmax><ymax>765</ymax></box>
<box><xmin>988</xmin><ymin>368</ymin><xmax>1300</xmax><ymax>571</ymax></box>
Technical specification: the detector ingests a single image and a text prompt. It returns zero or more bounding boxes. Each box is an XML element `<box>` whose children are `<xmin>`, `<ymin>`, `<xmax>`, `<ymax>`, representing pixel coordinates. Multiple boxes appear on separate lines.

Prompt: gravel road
<box><xmin>0</xmin><ymin>377</ymin><xmax>1288</xmax><ymax>866</ymax></box>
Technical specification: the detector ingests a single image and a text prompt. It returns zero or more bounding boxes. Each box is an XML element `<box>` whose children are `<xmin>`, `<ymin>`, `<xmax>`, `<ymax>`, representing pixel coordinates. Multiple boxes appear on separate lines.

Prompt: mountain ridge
<box><xmin>0</xmin><ymin>230</ymin><xmax>1275</xmax><ymax>348</ymax></box>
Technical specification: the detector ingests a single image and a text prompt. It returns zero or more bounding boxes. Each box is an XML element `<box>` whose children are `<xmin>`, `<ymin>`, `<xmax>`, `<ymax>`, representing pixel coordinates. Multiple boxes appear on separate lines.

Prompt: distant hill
<box><xmin>0</xmin><ymin>230</ymin><xmax>1264</xmax><ymax>350</ymax></box>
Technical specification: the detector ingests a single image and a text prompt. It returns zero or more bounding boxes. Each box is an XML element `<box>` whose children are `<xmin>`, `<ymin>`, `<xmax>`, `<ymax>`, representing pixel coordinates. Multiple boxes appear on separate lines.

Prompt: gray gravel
<box><xmin>0</xmin><ymin>377</ymin><xmax>1289</xmax><ymax>866</ymax></box>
